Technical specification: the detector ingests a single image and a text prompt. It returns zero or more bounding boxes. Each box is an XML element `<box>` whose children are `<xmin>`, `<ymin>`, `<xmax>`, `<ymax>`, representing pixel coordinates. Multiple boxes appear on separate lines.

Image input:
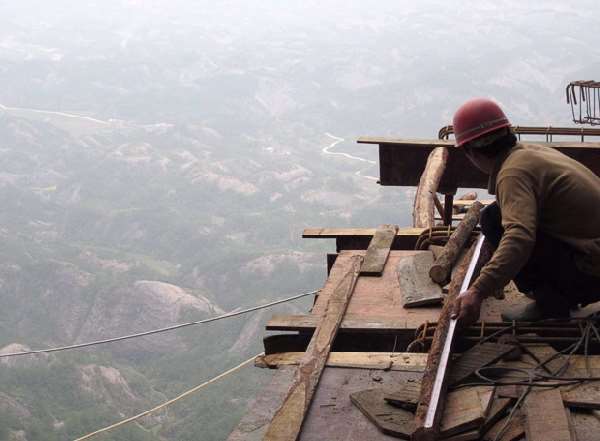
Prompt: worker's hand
<box><xmin>451</xmin><ymin>288</ymin><xmax>483</xmax><ymax>329</ymax></box>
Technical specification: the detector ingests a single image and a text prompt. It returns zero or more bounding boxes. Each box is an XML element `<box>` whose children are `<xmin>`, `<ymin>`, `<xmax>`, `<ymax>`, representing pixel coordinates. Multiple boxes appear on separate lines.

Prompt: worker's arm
<box><xmin>454</xmin><ymin>174</ymin><xmax>538</xmax><ymax>326</ymax></box>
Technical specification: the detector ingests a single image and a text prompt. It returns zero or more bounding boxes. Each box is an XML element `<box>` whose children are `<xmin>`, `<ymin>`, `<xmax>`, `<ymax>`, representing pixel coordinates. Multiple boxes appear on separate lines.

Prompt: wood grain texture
<box><xmin>302</xmin><ymin>227</ymin><xmax>424</xmax><ymax>238</ymax></box>
<box><xmin>255</xmin><ymin>352</ymin><xmax>428</xmax><ymax>373</ymax></box>
<box><xmin>384</xmin><ymin>379</ymin><xmax>422</xmax><ymax>411</ymax></box>
<box><xmin>397</xmin><ymin>252</ymin><xmax>444</xmax><ymax>308</ymax></box>
<box><xmin>524</xmin><ymin>388</ymin><xmax>572</xmax><ymax>441</ymax></box>
<box><xmin>263</xmin><ymin>255</ymin><xmax>363</xmax><ymax>441</ymax></box>
<box><xmin>412</xmin><ymin>242</ymin><xmax>477</xmax><ymax>441</ymax></box>
<box><xmin>300</xmin><ymin>367</ymin><xmax>423</xmax><ymax>441</ymax></box>
<box><xmin>361</xmin><ymin>225</ymin><xmax>398</xmax><ymax>276</ymax></box>
<box><xmin>561</xmin><ymin>381</ymin><xmax>600</xmax><ymax>409</ymax></box>
<box><xmin>447</xmin><ymin>342</ymin><xmax>513</xmax><ymax>386</ymax></box>
<box><xmin>439</xmin><ymin>386</ymin><xmax>494</xmax><ymax>438</ymax></box>
<box><xmin>413</xmin><ymin>147</ymin><xmax>448</xmax><ymax>229</ymax></box>
<box><xmin>482</xmin><ymin>409</ymin><xmax>526</xmax><ymax>441</ymax></box>
<box><xmin>350</xmin><ymin>388</ymin><xmax>416</xmax><ymax>439</ymax></box>
<box><xmin>429</xmin><ymin>202</ymin><xmax>483</xmax><ymax>285</ymax></box>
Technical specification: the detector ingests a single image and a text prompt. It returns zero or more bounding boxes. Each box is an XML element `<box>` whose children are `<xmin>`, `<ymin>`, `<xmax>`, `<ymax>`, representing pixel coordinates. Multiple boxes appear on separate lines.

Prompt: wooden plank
<box><xmin>266</xmin><ymin>314</ymin><xmax>416</xmax><ymax>333</ymax></box>
<box><xmin>442</xmin><ymin>430</ymin><xmax>480</xmax><ymax>441</ymax></box>
<box><xmin>447</xmin><ymin>342</ymin><xmax>514</xmax><ymax>386</ymax></box>
<box><xmin>480</xmin><ymin>396</ymin><xmax>514</xmax><ymax>435</ymax></box>
<box><xmin>429</xmin><ymin>202</ymin><xmax>483</xmax><ymax>285</ymax></box>
<box><xmin>310</xmin><ymin>251</ymin><xmax>445</xmax><ymax>330</ymax></box>
<box><xmin>453</xmin><ymin>199</ymin><xmax>495</xmax><ymax>207</ymax></box>
<box><xmin>255</xmin><ymin>352</ymin><xmax>428</xmax><ymax>373</ymax></box>
<box><xmin>561</xmin><ymin>381</ymin><xmax>600</xmax><ymax>409</ymax></box>
<box><xmin>350</xmin><ymin>388</ymin><xmax>416</xmax><ymax>439</ymax></box>
<box><xmin>413</xmin><ymin>241</ymin><xmax>479</xmax><ymax>441</ymax></box>
<box><xmin>300</xmin><ymin>367</ymin><xmax>423</xmax><ymax>440</ymax></box>
<box><xmin>482</xmin><ymin>409</ymin><xmax>526</xmax><ymax>441</ymax></box>
<box><xmin>384</xmin><ymin>379</ymin><xmax>422</xmax><ymax>411</ymax></box>
<box><xmin>524</xmin><ymin>388</ymin><xmax>572</xmax><ymax>441</ymax></box>
<box><xmin>413</xmin><ymin>147</ymin><xmax>448</xmax><ymax>229</ymax></box>
<box><xmin>302</xmin><ymin>227</ymin><xmax>424</xmax><ymax>238</ymax></box>
<box><xmin>361</xmin><ymin>225</ymin><xmax>397</xmax><ymax>276</ymax></box>
<box><xmin>263</xmin><ymin>255</ymin><xmax>363</xmax><ymax>441</ymax></box>
<box><xmin>439</xmin><ymin>386</ymin><xmax>494</xmax><ymax>438</ymax></box>
<box><xmin>397</xmin><ymin>252</ymin><xmax>444</xmax><ymax>308</ymax></box>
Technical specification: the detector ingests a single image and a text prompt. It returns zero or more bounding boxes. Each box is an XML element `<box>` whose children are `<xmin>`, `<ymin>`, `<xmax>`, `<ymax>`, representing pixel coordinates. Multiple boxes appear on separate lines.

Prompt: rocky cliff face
<box><xmin>77</xmin><ymin>280</ymin><xmax>224</xmax><ymax>354</ymax></box>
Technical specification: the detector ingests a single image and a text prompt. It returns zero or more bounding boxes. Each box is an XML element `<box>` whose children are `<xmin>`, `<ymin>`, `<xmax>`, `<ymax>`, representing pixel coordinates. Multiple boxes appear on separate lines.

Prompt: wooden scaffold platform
<box><xmin>228</xmin><ymin>129</ymin><xmax>600</xmax><ymax>441</ymax></box>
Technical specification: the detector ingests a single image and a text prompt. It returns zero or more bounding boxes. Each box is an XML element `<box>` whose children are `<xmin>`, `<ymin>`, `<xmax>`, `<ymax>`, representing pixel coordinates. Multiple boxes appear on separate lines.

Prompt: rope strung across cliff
<box><xmin>0</xmin><ymin>289</ymin><xmax>317</xmax><ymax>358</ymax></box>
<box><xmin>73</xmin><ymin>352</ymin><xmax>261</xmax><ymax>441</ymax></box>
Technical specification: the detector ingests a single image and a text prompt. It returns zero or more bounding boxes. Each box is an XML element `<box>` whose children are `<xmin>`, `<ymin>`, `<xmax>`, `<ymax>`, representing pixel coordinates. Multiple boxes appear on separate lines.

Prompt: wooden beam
<box><xmin>413</xmin><ymin>147</ymin><xmax>448</xmax><ymax>229</ymax></box>
<box><xmin>357</xmin><ymin>138</ymin><xmax>600</xmax><ymax>189</ymax></box>
<box><xmin>266</xmin><ymin>314</ymin><xmax>423</xmax><ymax>333</ymax></box>
<box><xmin>361</xmin><ymin>225</ymin><xmax>397</xmax><ymax>276</ymax></box>
<box><xmin>429</xmin><ymin>202</ymin><xmax>483</xmax><ymax>285</ymax></box>
<box><xmin>453</xmin><ymin>199</ymin><xmax>495</xmax><ymax>207</ymax></box>
<box><xmin>302</xmin><ymin>227</ymin><xmax>424</xmax><ymax>238</ymax></box>
<box><xmin>524</xmin><ymin>388</ymin><xmax>573</xmax><ymax>441</ymax></box>
<box><xmin>263</xmin><ymin>255</ymin><xmax>363</xmax><ymax>441</ymax></box>
<box><xmin>447</xmin><ymin>342</ymin><xmax>514</xmax><ymax>387</ymax></box>
<box><xmin>255</xmin><ymin>352</ymin><xmax>428</xmax><ymax>372</ymax></box>
<box><xmin>439</xmin><ymin>386</ymin><xmax>494</xmax><ymax>438</ymax></box>
<box><xmin>412</xmin><ymin>239</ymin><xmax>480</xmax><ymax>441</ymax></box>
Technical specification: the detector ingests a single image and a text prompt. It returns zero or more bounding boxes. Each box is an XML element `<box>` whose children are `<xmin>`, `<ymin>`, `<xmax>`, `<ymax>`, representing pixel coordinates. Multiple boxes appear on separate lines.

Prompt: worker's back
<box><xmin>497</xmin><ymin>143</ymin><xmax>600</xmax><ymax>275</ymax></box>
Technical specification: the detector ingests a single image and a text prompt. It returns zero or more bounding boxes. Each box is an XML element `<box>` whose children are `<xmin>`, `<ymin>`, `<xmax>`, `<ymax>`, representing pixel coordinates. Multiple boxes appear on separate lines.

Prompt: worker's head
<box><xmin>453</xmin><ymin>98</ymin><xmax>516</xmax><ymax>173</ymax></box>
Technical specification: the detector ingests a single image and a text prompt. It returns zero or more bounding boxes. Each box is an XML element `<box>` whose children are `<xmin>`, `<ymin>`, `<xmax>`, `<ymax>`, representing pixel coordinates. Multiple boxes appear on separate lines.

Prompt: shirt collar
<box><xmin>487</xmin><ymin>143</ymin><xmax>522</xmax><ymax>195</ymax></box>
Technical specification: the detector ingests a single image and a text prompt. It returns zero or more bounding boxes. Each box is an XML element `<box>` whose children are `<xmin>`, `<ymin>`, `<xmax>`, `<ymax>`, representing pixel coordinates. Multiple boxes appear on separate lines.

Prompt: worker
<box><xmin>451</xmin><ymin>98</ymin><xmax>600</xmax><ymax>325</ymax></box>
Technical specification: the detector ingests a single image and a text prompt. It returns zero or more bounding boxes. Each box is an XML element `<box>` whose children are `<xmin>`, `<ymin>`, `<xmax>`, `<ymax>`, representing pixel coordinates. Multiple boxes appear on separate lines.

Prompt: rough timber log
<box><xmin>413</xmin><ymin>147</ymin><xmax>448</xmax><ymax>228</ymax></box>
<box><xmin>412</xmin><ymin>239</ymin><xmax>480</xmax><ymax>441</ymax></box>
<box><xmin>429</xmin><ymin>201</ymin><xmax>483</xmax><ymax>285</ymax></box>
<box><xmin>263</xmin><ymin>255</ymin><xmax>363</xmax><ymax>441</ymax></box>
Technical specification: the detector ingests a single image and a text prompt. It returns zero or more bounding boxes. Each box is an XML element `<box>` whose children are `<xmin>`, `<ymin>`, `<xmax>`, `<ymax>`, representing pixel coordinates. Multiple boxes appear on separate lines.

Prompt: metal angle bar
<box><xmin>424</xmin><ymin>233</ymin><xmax>485</xmax><ymax>429</ymax></box>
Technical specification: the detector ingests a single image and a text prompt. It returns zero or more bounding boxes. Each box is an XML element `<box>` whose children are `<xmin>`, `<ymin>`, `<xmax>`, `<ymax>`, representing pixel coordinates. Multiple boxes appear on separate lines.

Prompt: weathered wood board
<box><xmin>482</xmin><ymin>409</ymin><xmax>526</xmax><ymax>441</ymax></box>
<box><xmin>350</xmin><ymin>388</ymin><xmax>416</xmax><ymax>439</ymax></box>
<box><xmin>383</xmin><ymin>379</ymin><xmax>422</xmax><ymax>411</ymax></box>
<box><xmin>264</xmin><ymin>256</ymin><xmax>362</xmax><ymax>441</ymax></box>
<box><xmin>256</xmin><ymin>352</ymin><xmax>428</xmax><ymax>373</ymax></box>
<box><xmin>270</xmin><ymin>251</ymin><xmax>518</xmax><ymax>337</ymax></box>
<box><xmin>480</xmin><ymin>396</ymin><xmax>513</xmax><ymax>435</ymax></box>
<box><xmin>561</xmin><ymin>381</ymin><xmax>600</xmax><ymax>410</ymax></box>
<box><xmin>439</xmin><ymin>386</ymin><xmax>494</xmax><ymax>438</ymax></box>
<box><xmin>447</xmin><ymin>342</ymin><xmax>514</xmax><ymax>386</ymax></box>
<box><xmin>299</xmin><ymin>367</ymin><xmax>423</xmax><ymax>441</ymax></box>
<box><xmin>396</xmin><ymin>252</ymin><xmax>444</xmax><ymax>308</ymax></box>
<box><xmin>311</xmin><ymin>251</ymin><xmax>444</xmax><ymax>328</ymax></box>
<box><xmin>361</xmin><ymin>225</ymin><xmax>397</xmax><ymax>276</ymax></box>
<box><xmin>524</xmin><ymin>388</ymin><xmax>572</xmax><ymax>441</ymax></box>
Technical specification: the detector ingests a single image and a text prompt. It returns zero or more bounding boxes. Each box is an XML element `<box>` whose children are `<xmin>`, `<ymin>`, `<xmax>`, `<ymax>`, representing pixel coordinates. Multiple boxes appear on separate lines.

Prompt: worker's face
<box><xmin>463</xmin><ymin>147</ymin><xmax>494</xmax><ymax>174</ymax></box>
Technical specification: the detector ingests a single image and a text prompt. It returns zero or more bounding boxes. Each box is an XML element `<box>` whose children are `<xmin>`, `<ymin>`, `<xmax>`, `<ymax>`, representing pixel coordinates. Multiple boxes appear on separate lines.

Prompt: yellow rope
<box><xmin>73</xmin><ymin>352</ymin><xmax>263</xmax><ymax>440</ymax></box>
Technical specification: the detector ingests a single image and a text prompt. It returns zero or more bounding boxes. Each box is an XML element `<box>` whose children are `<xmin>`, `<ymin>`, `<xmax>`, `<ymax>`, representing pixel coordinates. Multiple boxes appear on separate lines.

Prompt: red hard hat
<box><xmin>452</xmin><ymin>98</ymin><xmax>511</xmax><ymax>147</ymax></box>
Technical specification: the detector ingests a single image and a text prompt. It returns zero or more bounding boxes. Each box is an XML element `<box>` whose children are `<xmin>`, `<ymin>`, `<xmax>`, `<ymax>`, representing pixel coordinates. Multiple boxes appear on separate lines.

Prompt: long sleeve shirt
<box><xmin>472</xmin><ymin>143</ymin><xmax>600</xmax><ymax>295</ymax></box>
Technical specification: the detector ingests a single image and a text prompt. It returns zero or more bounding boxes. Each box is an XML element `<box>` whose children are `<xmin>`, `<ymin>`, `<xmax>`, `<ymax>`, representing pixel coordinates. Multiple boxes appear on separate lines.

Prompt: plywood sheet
<box><xmin>299</xmin><ymin>367</ymin><xmax>423</xmax><ymax>441</ymax></box>
<box><xmin>311</xmin><ymin>251</ymin><xmax>520</xmax><ymax>331</ymax></box>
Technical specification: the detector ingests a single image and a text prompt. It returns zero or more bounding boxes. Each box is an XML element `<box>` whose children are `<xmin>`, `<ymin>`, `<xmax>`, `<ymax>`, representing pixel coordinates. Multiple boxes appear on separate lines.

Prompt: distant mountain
<box><xmin>0</xmin><ymin>0</ymin><xmax>599</xmax><ymax>439</ymax></box>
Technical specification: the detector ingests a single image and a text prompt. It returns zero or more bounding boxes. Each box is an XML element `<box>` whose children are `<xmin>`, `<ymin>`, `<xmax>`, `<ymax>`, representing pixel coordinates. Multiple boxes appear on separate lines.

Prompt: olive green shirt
<box><xmin>472</xmin><ymin>143</ymin><xmax>600</xmax><ymax>295</ymax></box>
